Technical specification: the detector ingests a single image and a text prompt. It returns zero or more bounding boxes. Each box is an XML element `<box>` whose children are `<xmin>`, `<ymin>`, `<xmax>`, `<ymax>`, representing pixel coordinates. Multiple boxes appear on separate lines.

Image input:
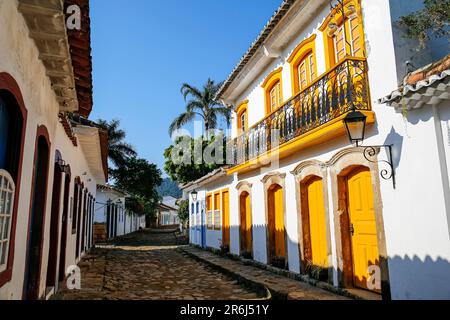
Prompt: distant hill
<box><xmin>157</xmin><ymin>178</ymin><xmax>182</xmax><ymax>198</ymax></box>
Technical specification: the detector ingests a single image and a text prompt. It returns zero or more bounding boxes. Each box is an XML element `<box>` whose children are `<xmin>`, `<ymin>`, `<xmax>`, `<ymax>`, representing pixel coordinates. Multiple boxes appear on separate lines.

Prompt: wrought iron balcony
<box><xmin>229</xmin><ymin>57</ymin><xmax>371</xmax><ymax>167</ymax></box>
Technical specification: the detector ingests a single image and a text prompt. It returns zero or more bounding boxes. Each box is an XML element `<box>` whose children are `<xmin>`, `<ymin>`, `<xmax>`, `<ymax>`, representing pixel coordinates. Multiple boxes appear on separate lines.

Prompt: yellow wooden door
<box><xmin>273</xmin><ymin>185</ymin><xmax>285</xmax><ymax>258</ymax></box>
<box><xmin>245</xmin><ymin>193</ymin><xmax>252</xmax><ymax>252</ymax></box>
<box><xmin>307</xmin><ymin>178</ymin><xmax>328</xmax><ymax>268</ymax></box>
<box><xmin>240</xmin><ymin>192</ymin><xmax>252</xmax><ymax>253</ymax></box>
<box><xmin>347</xmin><ymin>167</ymin><xmax>380</xmax><ymax>291</ymax></box>
<box><xmin>222</xmin><ymin>190</ymin><xmax>230</xmax><ymax>247</ymax></box>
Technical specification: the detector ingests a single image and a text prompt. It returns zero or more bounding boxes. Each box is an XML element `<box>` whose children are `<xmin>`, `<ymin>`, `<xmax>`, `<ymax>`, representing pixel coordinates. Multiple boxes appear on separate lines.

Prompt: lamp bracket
<box><xmin>361</xmin><ymin>144</ymin><xmax>396</xmax><ymax>189</ymax></box>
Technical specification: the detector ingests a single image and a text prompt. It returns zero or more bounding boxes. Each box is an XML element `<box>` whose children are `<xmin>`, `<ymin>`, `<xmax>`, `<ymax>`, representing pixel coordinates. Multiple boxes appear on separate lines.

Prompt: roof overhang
<box><xmin>97</xmin><ymin>184</ymin><xmax>127</xmax><ymax>197</ymax></box>
<box><xmin>73</xmin><ymin>125</ymin><xmax>108</xmax><ymax>183</ymax></box>
<box><xmin>379</xmin><ymin>70</ymin><xmax>450</xmax><ymax>111</ymax></box>
<box><xmin>18</xmin><ymin>0</ymin><xmax>93</xmax><ymax>117</ymax></box>
<box><xmin>216</xmin><ymin>0</ymin><xmax>328</xmax><ymax>104</ymax></box>
<box><xmin>158</xmin><ymin>203</ymin><xmax>178</xmax><ymax>212</ymax></box>
<box><xmin>180</xmin><ymin>167</ymin><xmax>228</xmax><ymax>192</ymax></box>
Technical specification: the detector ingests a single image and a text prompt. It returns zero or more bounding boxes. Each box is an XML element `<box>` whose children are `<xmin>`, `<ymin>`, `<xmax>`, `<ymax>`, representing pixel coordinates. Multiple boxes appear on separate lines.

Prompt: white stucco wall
<box><xmin>0</xmin><ymin>1</ymin><xmax>103</xmax><ymax>299</ymax></box>
<box><xmin>214</xmin><ymin>0</ymin><xmax>450</xmax><ymax>299</ymax></box>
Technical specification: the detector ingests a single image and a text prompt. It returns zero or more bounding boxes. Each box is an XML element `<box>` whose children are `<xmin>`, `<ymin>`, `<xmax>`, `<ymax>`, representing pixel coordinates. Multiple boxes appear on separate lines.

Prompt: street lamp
<box><xmin>343</xmin><ymin>108</ymin><xmax>396</xmax><ymax>189</ymax></box>
<box><xmin>191</xmin><ymin>190</ymin><xmax>198</xmax><ymax>202</ymax></box>
<box><xmin>343</xmin><ymin>109</ymin><xmax>367</xmax><ymax>147</ymax></box>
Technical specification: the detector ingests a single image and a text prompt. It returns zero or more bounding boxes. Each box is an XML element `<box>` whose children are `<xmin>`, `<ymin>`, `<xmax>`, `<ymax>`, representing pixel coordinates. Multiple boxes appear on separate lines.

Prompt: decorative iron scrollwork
<box><xmin>363</xmin><ymin>145</ymin><xmax>396</xmax><ymax>189</ymax></box>
<box><xmin>229</xmin><ymin>58</ymin><xmax>371</xmax><ymax>167</ymax></box>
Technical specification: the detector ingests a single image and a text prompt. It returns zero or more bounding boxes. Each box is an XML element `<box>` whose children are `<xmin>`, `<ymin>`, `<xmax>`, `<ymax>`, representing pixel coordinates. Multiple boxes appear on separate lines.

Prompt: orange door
<box><xmin>268</xmin><ymin>185</ymin><xmax>285</xmax><ymax>259</ymax></box>
<box><xmin>222</xmin><ymin>190</ymin><xmax>230</xmax><ymax>248</ymax></box>
<box><xmin>347</xmin><ymin>167</ymin><xmax>380</xmax><ymax>292</ymax></box>
<box><xmin>307</xmin><ymin>177</ymin><xmax>328</xmax><ymax>268</ymax></box>
<box><xmin>239</xmin><ymin>192</ymin><xmax>252</xmax><ymax>253</ymax></box>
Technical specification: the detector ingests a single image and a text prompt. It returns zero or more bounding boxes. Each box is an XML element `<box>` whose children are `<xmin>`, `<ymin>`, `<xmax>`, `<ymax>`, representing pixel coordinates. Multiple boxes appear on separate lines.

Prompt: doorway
<box><xmin>24</xmin><ymin>132</ymin><xmax>50</xmax><ymax>300</ymax></box>
<box><xmin>267</xmin><ymin>184</ymin><xmax>285</xmax><ymax>266</ymax></box>
<box><xmin>346</xmin><ymin>166</ymin><xmax>380</xmax><ymax>292</ymax></box>
<box><xmin>58</xmin><ymin>169</ymin><xmax>70</xmax><ymax>282</ymax></box>
<box><xmin>300</xmin><ymin>176</ymin><xmax>328</xmax><ymax>276</ymax></box>
<box><xmin>239</xmin><ymin>191</ymin><xmax>252</xmax><ymax>257</ymax></box>
<box><xmin>45</xmin><ymin>153</ymin><xmax>64</xmax><ymax>289</ymax></box>
<box><xmin>221</xmin><ymin>190</ymin><xmax>230</xmax><ymax>250</ymax></box>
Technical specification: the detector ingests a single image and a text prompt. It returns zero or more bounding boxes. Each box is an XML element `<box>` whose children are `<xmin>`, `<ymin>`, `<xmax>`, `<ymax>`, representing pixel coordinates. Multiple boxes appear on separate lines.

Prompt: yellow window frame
<box><xmin>287</xmin><ymin>34</ymin><xmax>318</xmax><ymax>96</ymax></box>
<box><xmin>236</xmin><ymin>100</ymin><xmax>249</xmax><ymax>134</ymax></box>
<box><xmin>213</xmin><ymin>191</ymin><xmax>221</xmax><ymax>230</ymax></box>
<box><xmin>206</xmin><ymin>193</ymin><xmax>213</xmax><ymax>230</ymax></box>
<box><xmin>261</xmin><ymin>67</ymin><xmax>283</xmax><ymax>115</ymax></box>
<box><xmin>319</xmin><ymin>0</ymin><xmax>366</xmax><ymax>70</ymax></box>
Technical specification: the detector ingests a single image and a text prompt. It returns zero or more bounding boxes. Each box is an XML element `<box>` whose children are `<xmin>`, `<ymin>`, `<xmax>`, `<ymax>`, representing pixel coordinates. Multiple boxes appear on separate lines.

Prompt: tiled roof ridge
<box><xmin>405</xmin><ymin>53</ymin><xmax>450</xmax><ymax>86</ymax></box>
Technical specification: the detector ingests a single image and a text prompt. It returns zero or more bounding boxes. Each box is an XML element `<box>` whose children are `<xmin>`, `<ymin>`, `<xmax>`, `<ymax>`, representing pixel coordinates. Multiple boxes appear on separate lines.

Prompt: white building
<box><xmin>0</xmin><ymin>0</ymin><xmax>108</xmax><ymax>299</ymax></box>
<box><xmin>157</xmin><ymin>196</ymin><xmax>180</xmax><ymax>226</ymax></box>
<box><xmin>94</xmin><ymin>184</ymin><xmax>145</xmax><ymax>241</ymax></box>
<box><xmin>184</xmin><ymin>0</ymin><xmax>450</xmax><ymax>300</ymax></box>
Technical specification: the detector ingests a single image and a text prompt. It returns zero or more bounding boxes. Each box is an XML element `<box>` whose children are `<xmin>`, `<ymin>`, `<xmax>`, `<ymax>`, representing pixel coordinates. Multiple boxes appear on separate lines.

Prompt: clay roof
<box><xmin>379</xmin><ymin>54</ymin><xmax>450</xmax><ymax>110</ymax></box>
<box><xmin>64</xmin><ymin>0</ymin><xmax>93</xmax><ymax>117</ymax></box>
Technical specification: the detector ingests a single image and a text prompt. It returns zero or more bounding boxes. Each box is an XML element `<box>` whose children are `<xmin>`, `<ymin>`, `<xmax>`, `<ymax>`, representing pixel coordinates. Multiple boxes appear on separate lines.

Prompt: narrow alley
<box><xmin>53</xmin><ymin>230</ymin><xmax>263</xmax><ymax>300</ymax></box>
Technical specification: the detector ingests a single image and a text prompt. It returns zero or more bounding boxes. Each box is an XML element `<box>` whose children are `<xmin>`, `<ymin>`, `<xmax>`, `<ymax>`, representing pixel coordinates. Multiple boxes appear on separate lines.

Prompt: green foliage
<box><xmin>163</xmin><ymin>134</ymin><xmax>228</xmax><ymax>184</ymax></box>
<box><xmin>177</xmin><ymin>199</ymin><xmax>189</xmax><ymax>224</ymax></box>
<box><xmin>399</xmin><ymin>0</ymin><xmax>450</xmax><ymax>49</ymax></box>
<box><xmin>111</xmin><ymin>157</ymin><xmax>162</xmax><ymax>216</ymax></box>
<box><xmin>169</xmin><ymin>78</ymin><xmax>231</xmax><ymax>137</ymax></box>
<box><xmin>156</xmin><ymin>178</ymin><xmax>182</xmax><ymax>198</ymax></box>
<box><xmin>97</xmin><ymin>118</ymin><xmax>137</xmax><ymax>169</ymax></box>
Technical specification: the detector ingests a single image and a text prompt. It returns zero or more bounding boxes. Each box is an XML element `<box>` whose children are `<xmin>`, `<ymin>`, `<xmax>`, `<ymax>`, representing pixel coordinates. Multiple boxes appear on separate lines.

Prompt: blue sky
<box><xmin>89</xmin><ymin>0</ymin><xmax>281</xmax><ymax>175</ymax></box>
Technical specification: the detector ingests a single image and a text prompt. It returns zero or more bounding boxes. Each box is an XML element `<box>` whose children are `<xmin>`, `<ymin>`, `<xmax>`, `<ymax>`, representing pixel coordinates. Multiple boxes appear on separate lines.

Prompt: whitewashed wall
<box><xmin>0</xmin><ymin>1</ymin><xmax>102</xmax><ymax>299</ymax></box>
<box><xmin>224</xmin><ymin>0</ymin><xmax>450</xmax><ymax>299</ymax></box>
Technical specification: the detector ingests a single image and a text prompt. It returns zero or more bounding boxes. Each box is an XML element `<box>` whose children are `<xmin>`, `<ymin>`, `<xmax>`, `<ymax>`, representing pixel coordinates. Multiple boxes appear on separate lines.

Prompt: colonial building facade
<box><xmin>0</xmin><ymin>0</ymin><xmax>108</xmax><ymax>299</ymax></box>
<box><xmin>184</xmin><ymin>0</ymin><xmax>450</xmax><ymax>299</ymax></box>
<box><xmin>94</xmin><ymin>184</ymin><xmax>145</xmax><ymax>242</ymax></box>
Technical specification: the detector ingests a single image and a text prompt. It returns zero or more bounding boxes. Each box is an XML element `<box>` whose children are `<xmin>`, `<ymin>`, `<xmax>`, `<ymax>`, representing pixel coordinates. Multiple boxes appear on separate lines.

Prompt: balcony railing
<box><xmin>229</xmin><ymin>57</ymin><xmax>371</xmax><ymax>166</ymax></box>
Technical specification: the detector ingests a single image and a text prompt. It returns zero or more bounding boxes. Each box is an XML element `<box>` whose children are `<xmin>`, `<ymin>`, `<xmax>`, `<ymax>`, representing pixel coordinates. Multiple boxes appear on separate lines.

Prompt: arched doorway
<box><xmin>239</xmin><ymin>191</ymin><xmax>252</xmax><ymax>257</ymax></box>
<box><xmin>24</xmin><ymin>128</ymin><xmax>51</xmax><ymax>300</ymax></box>
<box><xmin>267</xmin><ymin>184</ymin><xmax>286</xmax><ymax>267</ymax></box>
<box><xmin>0</xmin><ymin>78</ymin><xmax>27</xmax><ymax>288</ymax></box>
<box><xmin>345</xmin><ymin>166</ymin><xmax>380</xmax><ymax>292</ymax></box>
<box><xmin>221</xmin><ymin>189</ymin><xmax>230</xmax><ymax>251</ymax></box>
<box><xmin>46</xmin><ymin>151</ymin><xmax>64</xmax><ymax>289</ymax></box>
<box><xmin>58</xmin><ymin>165</ymin><xmax>71</xmax><ymax>282</ymax></box>
<box><xmin>300</xmin><ymin>176</ymin><xmax>328</xmax><ymax>278</ymax></box>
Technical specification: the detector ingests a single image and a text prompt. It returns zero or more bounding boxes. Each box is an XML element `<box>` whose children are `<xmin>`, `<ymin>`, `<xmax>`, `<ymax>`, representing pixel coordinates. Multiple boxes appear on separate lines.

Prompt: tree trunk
<box><xmin>205</xmin><ymin>121</ymin><xmax>209</xmax><ymax>139</ymax></box>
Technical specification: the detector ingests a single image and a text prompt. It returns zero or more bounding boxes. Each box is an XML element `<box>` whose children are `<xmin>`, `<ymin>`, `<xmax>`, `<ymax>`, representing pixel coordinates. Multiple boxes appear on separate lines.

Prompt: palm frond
<box><xmin>168</xmin><ymin>112</ymin><xmax>196</xmax><ymax>136</ymax></box>
<box><xmin>180</xmin><ymin>83</ymin><xmax>203</xmax><ymax>102</ymax></box>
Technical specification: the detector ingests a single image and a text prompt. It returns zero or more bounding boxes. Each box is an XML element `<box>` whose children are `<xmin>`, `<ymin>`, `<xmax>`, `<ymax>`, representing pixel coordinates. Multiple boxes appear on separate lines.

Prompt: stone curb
<box><xmin>179</xmin><ymin>245</ymin><xmax>362</xmax><ymax>300</ymax></box>
<box><xmin>178</xmin><ymin>247</ymin><xmax>272</xmax><ymax>300</ymax></box>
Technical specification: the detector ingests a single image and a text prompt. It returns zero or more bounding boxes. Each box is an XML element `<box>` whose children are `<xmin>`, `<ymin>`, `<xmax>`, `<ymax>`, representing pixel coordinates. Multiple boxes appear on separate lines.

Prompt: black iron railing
<box><xmin>229</xmin><ymin>57</ymin><xmax>371</xmax><ymax>166</ymax></box>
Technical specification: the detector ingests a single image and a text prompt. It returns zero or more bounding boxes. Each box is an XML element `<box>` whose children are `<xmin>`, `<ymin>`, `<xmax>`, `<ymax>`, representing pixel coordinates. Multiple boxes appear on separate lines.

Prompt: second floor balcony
<box><xmin>228</xmin><ymin>57</ymin><xmax>374</xmax><ymax>174</ymax></box>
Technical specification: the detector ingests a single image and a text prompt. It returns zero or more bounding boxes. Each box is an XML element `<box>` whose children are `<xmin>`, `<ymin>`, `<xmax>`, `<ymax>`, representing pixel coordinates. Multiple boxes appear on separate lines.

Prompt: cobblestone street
<box><xmin>53</xmin><ymin>230</ymin><xmax>262</xmax><ymax>300</ymax></box>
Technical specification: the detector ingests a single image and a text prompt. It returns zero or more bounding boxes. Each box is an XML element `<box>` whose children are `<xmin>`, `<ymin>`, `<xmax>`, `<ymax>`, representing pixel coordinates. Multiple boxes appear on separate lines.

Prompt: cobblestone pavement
<box><xmin>181</xmin><ymin>246</ymin><xmax>349</xmax><ymax>300</ymax></box>
<box><xmin>53</xmin><ymin>230</ymin><xmax>262</xmax><ymax>300</ymax></box>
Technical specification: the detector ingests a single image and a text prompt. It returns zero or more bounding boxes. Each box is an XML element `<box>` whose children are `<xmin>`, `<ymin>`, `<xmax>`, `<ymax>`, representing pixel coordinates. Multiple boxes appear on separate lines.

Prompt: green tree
<box><xmin>169</xmin><ymin>78</ymin><xmax>231</xmax><ymax>137</ymax></box>
<box><xmin>399</xmin><ymin>0</ymin><xmax>449</xmax><ymax>49</ymax></box>
<box><xmin>164</xmin><ymin>134</ymin><xmax>228</xmax><ymax>184</ymax></box>
<box><xmin>98</xmin><ymin>119</ymin><xmax>137</xmax><ymax>169</ymax></box>
<box><xmin>111</xmin><ymin>157</ymin><xmax>162</xmax><ymax>215</ymax></box>
<box><xmin>177</xmin><ymin>199</ymin><xmax>189</xmax><ymax>225</ymax></box>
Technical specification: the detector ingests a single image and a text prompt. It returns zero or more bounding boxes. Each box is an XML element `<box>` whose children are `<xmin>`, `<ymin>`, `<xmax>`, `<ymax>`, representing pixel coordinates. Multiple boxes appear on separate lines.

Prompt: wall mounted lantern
<box><xmin>343</xmin><ymin>108</ymin><xmax>396</xmax><ymax>189</ymax></box>
<box><xmin>191</xmin><ymin>190</ymin><xmax>198</xmax><ymax>202</ymax></box>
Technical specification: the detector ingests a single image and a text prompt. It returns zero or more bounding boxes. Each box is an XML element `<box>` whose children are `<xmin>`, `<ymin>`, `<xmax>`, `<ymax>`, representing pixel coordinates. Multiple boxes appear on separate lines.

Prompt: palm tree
<box><xmin>97</xmin><ymin>119</ymin><xmax>137</xmax><ymax>168</ymax></box>
<box><xmin>169</xmin><ymin>78</ymin><xmax>231</xmax><ymax>137</ymax></box>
